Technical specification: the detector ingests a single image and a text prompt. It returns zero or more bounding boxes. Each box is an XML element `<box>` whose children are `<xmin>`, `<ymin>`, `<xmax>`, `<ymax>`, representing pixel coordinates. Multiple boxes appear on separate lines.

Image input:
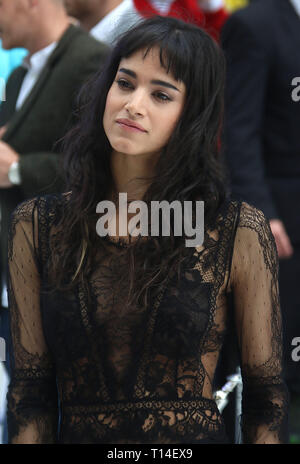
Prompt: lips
<box><xmin>116</xmin><ymin>119</ymin><xmax>147</xmax><ymax>132</ymax></box>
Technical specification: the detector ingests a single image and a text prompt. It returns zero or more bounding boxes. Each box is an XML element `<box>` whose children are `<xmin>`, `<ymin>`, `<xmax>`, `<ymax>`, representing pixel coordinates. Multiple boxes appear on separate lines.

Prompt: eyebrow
<box><xmin>118</xmin><ymin>68</ymin><xmax>180</xmax><ymax>92</ymax></box>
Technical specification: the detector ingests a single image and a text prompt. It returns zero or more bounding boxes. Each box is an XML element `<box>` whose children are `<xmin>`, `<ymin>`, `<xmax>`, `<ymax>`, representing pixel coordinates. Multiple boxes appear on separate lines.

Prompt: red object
<box><xmin>133</xmin><ymin>0</ymin><xmax>228</xmax><ymax>41</ymax></box>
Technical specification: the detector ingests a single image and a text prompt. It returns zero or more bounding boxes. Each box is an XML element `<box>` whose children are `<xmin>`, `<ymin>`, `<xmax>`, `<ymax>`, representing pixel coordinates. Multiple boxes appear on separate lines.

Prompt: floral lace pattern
<box><xmin>6</xmin><ymin>194</ymin><xmax>289</xmax><ymax>443</ymax></box>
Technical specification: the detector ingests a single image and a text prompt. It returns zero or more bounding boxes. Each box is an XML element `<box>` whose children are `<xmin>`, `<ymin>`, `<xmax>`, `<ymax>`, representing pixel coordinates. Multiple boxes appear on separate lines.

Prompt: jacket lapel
<box><xmin>0</xmin><ymin>66</ymin><xmax>28</xmax><ymax>126</ymax></box>
<box><xmin>3</xmin><ymin>24</ymin><xmax>80</xmax><ymax>142</ymax></box>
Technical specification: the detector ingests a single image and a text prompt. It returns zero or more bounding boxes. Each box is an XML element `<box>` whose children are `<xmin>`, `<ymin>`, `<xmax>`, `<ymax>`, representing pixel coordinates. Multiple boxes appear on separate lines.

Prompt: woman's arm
<box><xmin>6</xmin><ymin>198</ymin><xmax>59</xmax><ymax>444</ymax></box>
<box><xmin>229</xmin><ymin>202</ymin><xmax>289</xmax><ymax>444</ymax></box>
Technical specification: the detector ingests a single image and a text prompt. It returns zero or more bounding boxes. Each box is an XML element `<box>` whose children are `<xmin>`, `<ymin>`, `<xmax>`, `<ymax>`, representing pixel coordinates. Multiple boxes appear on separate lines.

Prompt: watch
<box><xmin>8</xmin><ymin>161</ymin><xmax>21</xmax><ymax>186</ymax></box>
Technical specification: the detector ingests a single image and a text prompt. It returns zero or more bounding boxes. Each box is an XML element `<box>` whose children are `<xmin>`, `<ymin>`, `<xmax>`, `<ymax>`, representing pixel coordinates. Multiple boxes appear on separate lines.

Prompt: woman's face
<box><xmin>103</xmin><ymin>47</ymin><xmax>186</xmax><ymax>159</ymax></box>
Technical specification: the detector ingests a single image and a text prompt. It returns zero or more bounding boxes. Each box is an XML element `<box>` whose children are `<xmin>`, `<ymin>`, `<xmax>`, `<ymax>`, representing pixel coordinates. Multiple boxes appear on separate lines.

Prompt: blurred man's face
<box><xmin>63</xmin><ymin>0</ymin><xmax>90</xmax><ymax>19</ymax></box>
<box><xmin>0</xmin><ymin>0</ymin><xmax>30</xmax><ymax>49</ymax></box>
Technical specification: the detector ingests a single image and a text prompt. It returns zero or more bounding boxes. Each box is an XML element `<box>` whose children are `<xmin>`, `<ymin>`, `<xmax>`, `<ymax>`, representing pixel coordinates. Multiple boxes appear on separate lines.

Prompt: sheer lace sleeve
<box><xmin>6</xmin><ymin>198</ymin><xmax>59</xmax><ymax>444</ymax></box>
<box><xmin>229</xmin><ymin>202</ymin><xmax>289</xmax><ymax>444</ymax></box>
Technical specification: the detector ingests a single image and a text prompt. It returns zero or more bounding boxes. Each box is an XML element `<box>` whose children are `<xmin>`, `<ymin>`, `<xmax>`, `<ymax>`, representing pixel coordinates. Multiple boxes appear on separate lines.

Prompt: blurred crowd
<box><xmin>0</xmin><ymin>0</ymin><xmax>299</xmax><ymax>445</ymax></box>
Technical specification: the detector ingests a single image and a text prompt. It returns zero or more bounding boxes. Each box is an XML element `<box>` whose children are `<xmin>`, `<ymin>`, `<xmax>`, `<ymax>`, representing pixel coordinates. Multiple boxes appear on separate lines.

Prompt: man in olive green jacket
<box><xmin>0</xmin><ymin>0</ymin><xmax>109</xmax><ymax>376</ymax></box>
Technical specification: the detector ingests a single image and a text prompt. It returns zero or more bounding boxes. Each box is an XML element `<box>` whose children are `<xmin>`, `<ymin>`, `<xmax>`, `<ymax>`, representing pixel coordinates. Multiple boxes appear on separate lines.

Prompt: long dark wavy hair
<box><xmin>48</xmin><ymin>16</ymin><xmax>228</xmax><ymax>311</ymax></box>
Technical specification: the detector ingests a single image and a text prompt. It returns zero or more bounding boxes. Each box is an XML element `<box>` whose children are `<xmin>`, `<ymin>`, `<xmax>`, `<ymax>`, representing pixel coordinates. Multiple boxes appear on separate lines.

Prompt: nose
<box><xmin>124</xmin><ymin>89</ymin><xmax>146</xmax><ymax>117</ymax></box>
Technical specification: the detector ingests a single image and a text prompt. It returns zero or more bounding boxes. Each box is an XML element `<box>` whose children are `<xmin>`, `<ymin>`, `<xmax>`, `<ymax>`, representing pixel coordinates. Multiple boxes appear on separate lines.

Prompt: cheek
<box><xmin>103</xmin><ymin>91</ymin><xmax>120</xmax><ymax>125</ymax></box>
<box><xmin>103</xmin><ymin>93</ymin><xmax>114</xmax><ymax>129</ymax></box>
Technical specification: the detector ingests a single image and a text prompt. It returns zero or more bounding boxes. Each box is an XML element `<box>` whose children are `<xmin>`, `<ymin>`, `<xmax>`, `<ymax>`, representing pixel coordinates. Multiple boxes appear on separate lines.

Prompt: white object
<box><xmin>8</xmin><ymin>161</ymin><xmax>21</xmax><ymax>186</ymax></box>
<box><xmin>1</xmin><ymin>285</ymin><xmax>8</xmax><ymax>309</ymax></box>
<box><xmin>150</xmin><ymin>0</ymin><xmax>173</xmax><ymax>14</ymax></box>
<box><xmin>197</xmin><ymin>0</ymin><xmax>224</xmax><ymax>12</ymax></box>
<box><xmin>0</xmin><ymin>362</ymin><xmax>9</xmax><ymax>444</ymax></box>
<box><xmin>90</xmin><ymin>0</ymin><xmax>141</xmax><ymax>46</ymax></box>
<box><xmin>290</xmin><ymin>0</ymin><xmax>300</xmax><ymax>17</ymax></box>
<box><xmin>214</xmin><ymin>370</ymin><xmax>242</xmax><ymax>413</ymax></box>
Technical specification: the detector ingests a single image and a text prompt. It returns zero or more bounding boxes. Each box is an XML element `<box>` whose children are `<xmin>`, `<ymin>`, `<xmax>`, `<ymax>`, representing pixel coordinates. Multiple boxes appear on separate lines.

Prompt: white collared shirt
<box><xmin>90</xmin><ymin>0</ymin><xmax>225</xmax><ymax>46</ymax></box>
<box><xmin>150</xmin><ymin>0</ymin><xmax>174</xmax><ymax>14</ymax></box>
<box><xmin>290</xmin><ymin>0</ymin><xmax>300</xmax><ymax>17</ymax></box>
<box><xmin>89</xmin><ymin>0</ymin><xmax>177</xmax><ymax>46</ymax></box>
<box><xmin>16</xmin><ymin>41</ymin><xmax>57</xmax><ymax>110</ymax></box>
<box><xmin>90</xmin><ymin>0</ymin><xmax>141</xmax><ymax>46</ymax></box>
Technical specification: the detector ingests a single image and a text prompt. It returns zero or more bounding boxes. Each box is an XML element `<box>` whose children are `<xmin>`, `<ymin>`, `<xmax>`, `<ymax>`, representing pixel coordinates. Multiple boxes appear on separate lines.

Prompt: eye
<box><xmin>116</xmin><ymin>78</ymin><xmax>133</xmax><ymax>90</ymax></box>
<box><xmin>153</xmin><ymin>91</ymin><xmax>172</xmax><ymax>103</ymax></box>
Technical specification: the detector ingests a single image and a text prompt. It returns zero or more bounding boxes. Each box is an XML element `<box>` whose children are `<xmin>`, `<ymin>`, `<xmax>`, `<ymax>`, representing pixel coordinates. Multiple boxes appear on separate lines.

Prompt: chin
<box><xmin>111</xmin><ymin>139</ymin><xmax>138</xmax><ymax>155</ymax></box>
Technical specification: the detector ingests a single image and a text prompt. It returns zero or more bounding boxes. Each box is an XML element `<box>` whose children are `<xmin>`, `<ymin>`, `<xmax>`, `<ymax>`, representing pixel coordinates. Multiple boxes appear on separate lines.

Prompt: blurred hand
<box><xmin>269</xmin><ymin>219</ymin><xmax>294</xmax><ymax>259</ymax></box>
<box><xmin>0</xmin><ymin>141</ymin><xmax>20</xmax><ymax>187</ymax></box>
<box><xmin>0</xmin><ymin>125</ymin><xmax>7</xmax><ymax>139</ymax></box>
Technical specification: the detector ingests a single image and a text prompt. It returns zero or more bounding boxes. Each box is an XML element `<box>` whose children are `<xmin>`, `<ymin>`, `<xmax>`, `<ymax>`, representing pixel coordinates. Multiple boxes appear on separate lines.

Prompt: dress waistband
<box><xmin>63</xmin><ymin>397</ymin><xmax>221</xmax><ymax>415</ymax></box>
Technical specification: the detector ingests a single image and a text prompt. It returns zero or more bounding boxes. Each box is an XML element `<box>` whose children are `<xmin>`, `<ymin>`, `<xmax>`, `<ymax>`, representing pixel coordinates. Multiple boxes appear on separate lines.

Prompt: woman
<box><xmin>6</xmin><ymin>16</ymin><xmax>288</xmax><ymax>444</ymax></box>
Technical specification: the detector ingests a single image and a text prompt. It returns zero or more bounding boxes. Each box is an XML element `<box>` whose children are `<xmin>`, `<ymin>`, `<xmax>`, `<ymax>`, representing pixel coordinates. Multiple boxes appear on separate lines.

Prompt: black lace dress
<box><xmin>6</xmin><ymin>194</ymin><xmax>289</xmax><ymax>444</ymax></box>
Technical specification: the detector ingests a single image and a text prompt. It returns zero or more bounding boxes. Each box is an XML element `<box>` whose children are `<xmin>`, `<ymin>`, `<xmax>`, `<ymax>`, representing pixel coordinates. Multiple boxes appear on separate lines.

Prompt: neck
<box><xmin>80</xmin><ymin>0</ymin><xmax>124</xmax><ymax>31</ymax></box>
<box><xmin>110</xmin><ymin>150</ymin><xmax>159</xmax><ymax>202</ymax></box>
<box><xmin>26</xmin><ymin>11</ymin><xmax>70</xmax><ymax>56</ymax></box>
